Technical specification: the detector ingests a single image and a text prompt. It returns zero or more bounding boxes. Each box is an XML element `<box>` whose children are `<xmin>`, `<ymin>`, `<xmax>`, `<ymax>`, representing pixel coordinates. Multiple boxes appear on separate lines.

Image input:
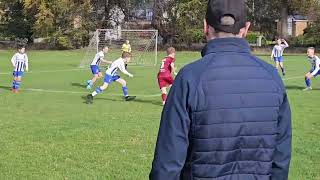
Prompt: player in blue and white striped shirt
<box><xmin>271</xmin><ymin>38</ymin><xmax>289</xmax><ymax>76</ymax></box>
<box><xmin>304</xmin><ymin>47</ymin><xmax>320</xmax><ymax>91</ymax></box>
<box><xmin>10</xmin><ymin>46</ymin><xmax>29</xmax><ymax>93</ymax></box>
<box><xmin>86</xmin><ymin>46</ymin><xmax>112</xmax><ymax>89</ymax></box>
<box><xmin>86</xmin><ymin>52</ymin><xmax>136</xmax><ymax>104</ymax></box>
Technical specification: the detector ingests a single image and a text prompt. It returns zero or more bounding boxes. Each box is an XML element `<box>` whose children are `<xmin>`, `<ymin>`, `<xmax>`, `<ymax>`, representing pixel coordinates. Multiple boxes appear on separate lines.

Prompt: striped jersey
<box><xmin>308</xmin><ymin>55</ymin><xmax>320</xmax><ymax>76</ymax></box>
<box><xmin>272</xmin><ymin>44</ymin><xmax>289</xmax><ymax>57</ymax></box>
<box><xmin>90</xmin><ymin>51</ymin><xmax>104</xmax><ymax>66</ymax></box>
<box><xmin>11</xmin><ymin>53</ymin><xmax>28</xmax><ymax>72</ymax></box>
<box><xmin>105</xmin><ymin>58</ymin><xmax>132</xmax><ymax>77</ymax></box>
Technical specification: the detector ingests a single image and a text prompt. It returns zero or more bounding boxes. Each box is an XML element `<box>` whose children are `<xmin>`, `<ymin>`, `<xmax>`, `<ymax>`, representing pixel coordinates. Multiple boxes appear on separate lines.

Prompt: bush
<box><xmin>290</xmin><ymin>20</ymin><xmax>320</xmax><ymax>47</ymax></box>
<box><xmin>70</xmin><ymin>29</ymin><xmax>88</xmax><ymax>49</ymax></box>
<box><xmin>246</xmin><ymin>32</ymin><xmax>261</xmax><ymax>44</ymax></box>
<box><xmin>56</xmin><ymin>36</ymin><xmax>73</xmax><ymax>50</ymax></box>
<box><xmin>290</xmin><ymin>35</ymin><xmax>319</xmax><ymax>47</ymax></box>
<box><xmin>178</xmin><ymin>28</ymin><xmax>204</xmax><ymax>45</ymax></box>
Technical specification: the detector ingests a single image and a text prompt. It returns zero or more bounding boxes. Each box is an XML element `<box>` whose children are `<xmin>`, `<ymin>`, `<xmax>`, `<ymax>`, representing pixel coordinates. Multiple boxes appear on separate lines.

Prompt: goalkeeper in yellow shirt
<box><xmin>122</xmin><ymin>40</ymin><xmax>131</xmax><ymax>69</ymax></box>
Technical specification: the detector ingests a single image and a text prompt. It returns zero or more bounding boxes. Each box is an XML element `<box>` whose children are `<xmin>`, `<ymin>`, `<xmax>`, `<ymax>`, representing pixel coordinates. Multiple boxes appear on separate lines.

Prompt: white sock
<box><xmin>92</xmin><ymin>91</ymin><xmax>98</xmax><ymax>96</ymax></box>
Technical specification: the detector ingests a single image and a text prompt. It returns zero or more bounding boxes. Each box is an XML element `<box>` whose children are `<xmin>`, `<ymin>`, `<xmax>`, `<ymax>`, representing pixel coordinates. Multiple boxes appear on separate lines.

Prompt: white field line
<box><xmin>24</xmin><ymin>88</ymin><xmax>160</xmax><ymax>97</ymax></box>
<box><xmin>0</xmin><ymin>68</ymin><xmax>84</xmax><ymax>75</ymax></box>
<box><xmin>0</xmin><ymin>68</ymin><xmax>303</xmax><ymax>80</ymax></box>
<box><xmin>0</xmin><ymin>66</ymin><xmax>147</xmax><ymax>75</ymax></box>
<box><xmin>282</xmin><ymin>76</ymin><xmax>302</xmax><ymax>81</ymax></box>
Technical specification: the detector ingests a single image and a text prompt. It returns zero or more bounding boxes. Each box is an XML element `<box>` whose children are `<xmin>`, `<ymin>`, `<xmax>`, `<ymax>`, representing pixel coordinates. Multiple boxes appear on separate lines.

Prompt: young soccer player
<box><xmin>303</xmin><ymin>47</ymin><xmax>320</xmax><ymax>91</ymax></box>
<box><xmin>86</xmin><ymin>46</ymin><xmax>112</xmax><ymax>89</ymax></box>
<box><xmin>271</xmin><ymin>38</ymin><xmax>289</xmax><ymax>76</ymax></box>
<box><xmin>11</xmin><ymin>45</ymin><xmax>29</xmax><ymax>93</ymax></box>
<box><xmin>121</xmin><ymin>40</ymin><xmax>132</xmax><ymax>53</ymax></box>
<box><xmin>86</xmin><ymin>52</ymin><xmax>136</xmax><ymax>104</ymax></box>
<box><xmin>157</xmin><ymin>47</ymin><xmax>177</xmax><ymax>105</ymax></box>
<box><xmin>121</xmin><ymin>40</ymin><xmax>131</xmax><ymax>69</ymax></box>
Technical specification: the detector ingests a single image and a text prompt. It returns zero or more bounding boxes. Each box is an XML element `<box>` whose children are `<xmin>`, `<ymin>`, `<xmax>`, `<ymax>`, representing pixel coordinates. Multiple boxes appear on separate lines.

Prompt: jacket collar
<box><xmin>201</xmin><ymin>38</ymin><xmax>251</xmax><ymax>57</ymax></box>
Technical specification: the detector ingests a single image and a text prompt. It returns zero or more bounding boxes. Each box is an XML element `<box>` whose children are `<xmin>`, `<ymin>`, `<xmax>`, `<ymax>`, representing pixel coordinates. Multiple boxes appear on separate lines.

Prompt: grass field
<box><xmin>0</xmin><ymin>50</ymin><xmax>319</xmax><ymax>179</ymax></box>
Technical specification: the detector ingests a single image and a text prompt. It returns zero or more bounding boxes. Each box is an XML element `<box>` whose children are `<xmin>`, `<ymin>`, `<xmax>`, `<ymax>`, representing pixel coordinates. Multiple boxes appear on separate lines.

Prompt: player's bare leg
<box><xmin>116</xmin><ymin>78</ymin><xmax>136</xmax><ymax>101</ymax></box>
<box><xmin>161</xmin><ymin>87</ymin><xmax>168</xmax><ymax>105</ymax></box>
<box><xmin>279</xmin><ymin>62</ymin><xmax>286</xmax><ymax>76</ymax></box>
<box><xmin>86</xmin><ymin>82</ymin><xmax>109</xmax><ymax>104</ymax></box>
<box><xmin>275</xmin><ymin>61</ymin><xmax>280</xmax><ymax>70</ymax></box>
<box><xmin>87</xmin><ymin>72</ymin><xmax>103</xmax><ymax>89</ymax></box>
<box><xmin>12</xmin><ymin>76</ymin><xmax>22</xmax><ymax>93</ymax></box>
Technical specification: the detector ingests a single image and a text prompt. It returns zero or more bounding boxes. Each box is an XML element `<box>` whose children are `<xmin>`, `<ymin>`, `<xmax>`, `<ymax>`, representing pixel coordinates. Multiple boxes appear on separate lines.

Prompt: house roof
<box><xmin>291</xmin><ymin>15</ymin><xmax>308</xmax><ymax>21</ymax></box>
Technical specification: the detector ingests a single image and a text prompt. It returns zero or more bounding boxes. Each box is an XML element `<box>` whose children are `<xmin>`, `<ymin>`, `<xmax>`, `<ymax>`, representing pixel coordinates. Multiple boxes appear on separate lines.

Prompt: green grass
<box><xmin>0</xmin><ymin>50</ymin><xmax>319</xmax><ymax>179</ymax></box>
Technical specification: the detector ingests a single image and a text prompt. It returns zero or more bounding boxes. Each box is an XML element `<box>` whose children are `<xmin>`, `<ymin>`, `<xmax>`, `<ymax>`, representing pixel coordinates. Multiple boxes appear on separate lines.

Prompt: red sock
<box><xmin>161</xmin><ymin>93</ymin><xmax>167</xmax><ymax>103</ymax></box>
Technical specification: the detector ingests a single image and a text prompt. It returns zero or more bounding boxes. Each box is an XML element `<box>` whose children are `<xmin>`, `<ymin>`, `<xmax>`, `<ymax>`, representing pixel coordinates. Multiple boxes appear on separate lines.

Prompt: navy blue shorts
<box><xmin>104</xmin><ymin>74</ymin><xmax>120</xmax><ymax>84</ymax></box>
<box><xmin>274</xmin><ymin>56</ymin><xmax>284</xmax><ymax>62</ymax></box>
<box><xmin>90</xmin><ymin>65</ymin><xmax>100</xmax><ymax>75</ymax></box>
<box><xmin>13</xmin><ymin>71</ymin><xmax>24</xmax><ymax>77</ymax></box>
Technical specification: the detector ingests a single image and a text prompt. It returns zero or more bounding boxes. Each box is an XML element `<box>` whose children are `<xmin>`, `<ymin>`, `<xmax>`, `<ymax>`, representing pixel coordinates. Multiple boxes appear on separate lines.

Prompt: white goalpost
<box><xmin>80</xmin><ymin>29</ymin><xmax>158</xmax><ymax>68</ymax></box>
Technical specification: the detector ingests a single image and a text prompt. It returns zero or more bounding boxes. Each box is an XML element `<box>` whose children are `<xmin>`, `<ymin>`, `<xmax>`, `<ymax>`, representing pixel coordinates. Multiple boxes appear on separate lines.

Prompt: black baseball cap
<box><xmin>206</xmin><ymin>0</ymin><xmax>247</xmax><ymax>34</ymax></box>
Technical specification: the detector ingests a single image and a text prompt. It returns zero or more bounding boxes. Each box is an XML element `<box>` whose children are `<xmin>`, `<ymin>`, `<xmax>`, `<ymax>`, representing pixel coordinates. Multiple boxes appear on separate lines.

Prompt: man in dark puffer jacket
<box><xmin>149</xmin><ymin>0</ymin><xmax>292</xmax><ymax>179</ymax></box>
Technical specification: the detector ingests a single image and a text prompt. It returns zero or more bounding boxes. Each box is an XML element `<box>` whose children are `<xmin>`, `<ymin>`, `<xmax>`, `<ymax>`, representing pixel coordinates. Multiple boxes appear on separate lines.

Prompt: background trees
<box><xmin>0</xmin><ymin>0</ymin><xmax>319</xmax><ymax>48</ymax></box>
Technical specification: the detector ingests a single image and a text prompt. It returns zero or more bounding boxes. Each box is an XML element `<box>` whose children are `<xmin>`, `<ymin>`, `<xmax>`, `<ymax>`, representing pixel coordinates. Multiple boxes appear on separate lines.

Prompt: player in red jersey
<box><xmin>157</xmin><ymin>47</ymin><xmax>177</xmax><ymax>105</ymax></box>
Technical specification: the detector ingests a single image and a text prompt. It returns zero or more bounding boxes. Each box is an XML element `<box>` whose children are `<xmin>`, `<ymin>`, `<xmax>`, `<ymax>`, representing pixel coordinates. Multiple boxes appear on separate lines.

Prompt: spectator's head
<box><xmin>167</xmin><ymin>47</ymin><xmax>176</xmax><ymax>58</ymax></box>
<box><xmin>204</xmin><ymin>0</ymin><xmax>250</xmax><ymax>41</ymax></box>
<box><xmin>126</xmin><ymin>40</ymin><xmax>130</xmax><ymax>44</ymax></box>
<box><xmin>122</xmin><ymin>52</ymin><xmax>131</xmax><ymax>62</ymax></box>
<box><xmin>307</xmin><ymin>47</ymin><xmax>315</xmax><ymax>57</ymax></box>
<box><xmin>102</xmin><ymin>46</ymin><xmax>109</xmax><ymax>53</ymax></box>
<box><xmin>17</xmin><ymin>45</ymin><xmax>25</xmax><ymax>54</ymax></box>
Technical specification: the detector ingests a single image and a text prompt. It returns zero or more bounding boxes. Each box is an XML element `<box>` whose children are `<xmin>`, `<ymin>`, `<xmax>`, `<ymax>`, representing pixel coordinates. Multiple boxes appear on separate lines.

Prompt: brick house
<box><xmin>276</xmin><ymin>15</ymin><xmax>312</xmax><ymax>37</ymax></box>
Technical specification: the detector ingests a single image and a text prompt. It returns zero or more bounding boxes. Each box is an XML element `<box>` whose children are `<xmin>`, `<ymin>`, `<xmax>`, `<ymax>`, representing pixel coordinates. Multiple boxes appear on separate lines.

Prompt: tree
<box><xmin>152</xmin><ymin>0</ymin><xmax>181</xmax><ymax>44</ymax></box>
<box><xmin>0</xmin><ymin>0</ymin><xmax>34</xmax><ymax>40</ymax></box>
<box><xmin>176</xmin><ymin>0</ymin><xmax>206</xmax><ymax>44</ymax></box>
<box><xmin>248</xmin><ymin>0</ymin><xmax>320</xmax><ymax>38</ymax></box>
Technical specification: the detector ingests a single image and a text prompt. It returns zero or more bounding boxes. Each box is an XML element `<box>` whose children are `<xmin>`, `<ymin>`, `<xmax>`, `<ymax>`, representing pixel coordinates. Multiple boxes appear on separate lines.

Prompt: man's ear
<box><xmin>204</xmin><ymin>19</ymin><xmax>209</xmax><ymax>36</ymax></box>
<box><xmin>239</xmin><ymin>22</ymin><xmax>251</xmax><ymax>38</ymax></box>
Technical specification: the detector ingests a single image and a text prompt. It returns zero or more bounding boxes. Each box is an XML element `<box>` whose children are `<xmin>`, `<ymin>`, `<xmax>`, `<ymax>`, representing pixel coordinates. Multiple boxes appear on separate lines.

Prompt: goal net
<box><xmin>79</xmin><ymin>29</ymin><xmax>158</xmax><ymax>68</ymax></box>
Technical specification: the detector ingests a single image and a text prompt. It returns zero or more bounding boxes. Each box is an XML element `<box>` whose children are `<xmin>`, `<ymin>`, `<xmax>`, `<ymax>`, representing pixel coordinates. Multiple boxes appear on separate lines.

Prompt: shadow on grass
<box><xmin>286</xmin><ymin>85</ymin><xmax>320</xmax><ymax>91</ymax></box>
<box><xmin>71</xmin><ymin>82</ymin><xmax>87</xmax><ymax>89</ymax></box>
<box><xmin>80</xmin><ymin>95</ymin><xmax>162</xmax><ymax>106</ymax></box>
<box><xmin>133</xmin><ymin>98</ymin><xmax>163</xmax><ymax>106</ymax></box>
<box><xmin>0</xmin><ymin>86</ymin><xmax>12</xmax><ymax>91</ymax></box>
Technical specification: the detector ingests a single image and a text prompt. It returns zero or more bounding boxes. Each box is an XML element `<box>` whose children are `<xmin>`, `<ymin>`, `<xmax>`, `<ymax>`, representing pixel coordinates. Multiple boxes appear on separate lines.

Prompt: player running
<box><xmin>271</xmin><ymin>38</ymin><xmax>289</xmax><ymax>76</ymax></box>
<box><xmin>11</xmin><ymin>45</ymin><xmax>29</xmax><ymax>93</ymax></box>
<box><xmin>157</xmin><ymin>47</ymin><xmax>177</xmax><ymax>105</ymax></box>
<box><xmin>86</xmin><ymin>46</ymin><xmax>112</xmax><ymax>89</ymax></box>
<box><xmin>86</xmin><ymin>52</ymin><xmax>136</xmax><ymax>104</ymax></box>
<box><xmin>303</xmin><ymin>47</ymin><xmax>320</xmax><ymax>91</ymax></box>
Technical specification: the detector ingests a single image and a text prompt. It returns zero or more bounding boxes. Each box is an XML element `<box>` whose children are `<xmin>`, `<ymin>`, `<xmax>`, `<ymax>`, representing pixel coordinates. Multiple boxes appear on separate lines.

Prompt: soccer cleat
<box><xmin>87</xmin><ymin>80</ymin><xmax>92</xmax><ymax>85</ymax></box>
<box><xmin>125</xmin><ymin>96</ymin><xmax>136</xmax><ymax>101</ymax></box>
<box><xmin>86</xmin><ymin>94</ymin><xmax>94</xmax><ymax>104</ymax></box>
<box><xmin>282</xmin><ymin>71</ymin><xmax>286</xmax><ymax>76</ymax></box>
<box><xmin>303</xmin><ymin>87</ymin><xmax>312</xmax><ymax>91</ymax></box>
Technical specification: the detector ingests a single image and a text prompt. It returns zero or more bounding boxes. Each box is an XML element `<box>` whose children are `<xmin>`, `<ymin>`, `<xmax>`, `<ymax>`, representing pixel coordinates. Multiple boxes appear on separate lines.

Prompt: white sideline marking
<box><xmin>0</xmin><ymin>66</ymin><xmax>149</xmax><ymax>75</ymax></box>
<box><xmin>0</xmin><ymin>68</ymin><xmax>84</xmax><ymax>75</ymax></box>
<box><xmin>24</xmin><ymin>88</ymin><xmax>160</xmax><ymax>97</ymax></box>
<box><xmin>283</xmin><ymin>76</ymin><xmax>302</xmax><ymax>81</ymax></box>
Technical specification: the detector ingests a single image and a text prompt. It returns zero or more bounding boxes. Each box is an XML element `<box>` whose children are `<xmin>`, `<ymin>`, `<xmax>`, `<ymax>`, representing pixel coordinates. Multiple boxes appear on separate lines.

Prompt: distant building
<box><xmin>276</xmin><ymin>15</ymin><xmax>312</xmax><ymax>37</ymax></box>
<box><xmin>127</xmin><ymin>5</ymin><xmax>154</xmax><ymax>29</ymax></box>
